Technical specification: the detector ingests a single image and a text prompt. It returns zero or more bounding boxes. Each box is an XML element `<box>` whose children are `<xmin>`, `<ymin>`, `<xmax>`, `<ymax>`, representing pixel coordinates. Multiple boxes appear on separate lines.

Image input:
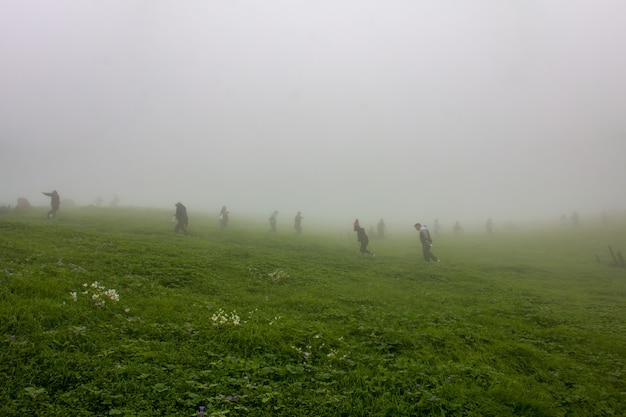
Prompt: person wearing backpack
<box><xmin>354</xmin><ymin>219</ymin><xmax>374</xmax><ymax>256</ymax></box>
<box><xmin>174</xmin><ymin>202</ymin><xmax>189</xmax><ymax>235</ymax></box>
<box><xmin>415</xmin><ymin>223</ymin><xmax>440</xmax><ymax>263</ymax></box>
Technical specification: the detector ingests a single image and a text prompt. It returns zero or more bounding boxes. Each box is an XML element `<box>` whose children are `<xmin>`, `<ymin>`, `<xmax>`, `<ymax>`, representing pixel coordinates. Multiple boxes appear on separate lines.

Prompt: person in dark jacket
<box><xmin>354</xmin><ymin>219</ymin><xmax>374</xmax><ymax>256</ymax></box>
<box><xmin>415</xmin><ymin>223</ymin><xmax>439</xmax><ymax>262</ymax></box>
<box><xmin>377</xmin><ymin>218</ymin><xmax>386</xmax><ymax>239</ymax></box>
<box><xmin>42</xmin><ymin>190</ymin><xmax>60</xmax><ymax>218</ymax></box>
<box><xmin>268</xmin><ymin>210</ymin><xmax>278</xmax><ymax>233</ymax></box>
<box><xmin>294</xmin><ymin>211</ymin><xmax>303</xmax><ymax>234</ymax></box>
<box><xmin>174</xmin><ymin>202</ymin><xmax>189</xmax><ymax>235</ymax></box>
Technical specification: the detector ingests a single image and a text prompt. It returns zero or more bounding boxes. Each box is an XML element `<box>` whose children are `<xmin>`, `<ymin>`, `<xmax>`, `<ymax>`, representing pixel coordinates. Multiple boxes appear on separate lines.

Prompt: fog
<box><xmin>2</xmin><ymin>1</ymin><xmax>626</xmax><ymax>230</ymax></box>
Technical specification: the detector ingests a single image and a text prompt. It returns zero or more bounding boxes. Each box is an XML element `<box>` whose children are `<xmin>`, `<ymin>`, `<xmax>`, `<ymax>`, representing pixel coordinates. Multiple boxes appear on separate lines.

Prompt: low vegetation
<box><xmin>1</xmin><ymin>207</ymin><xmax>625</xmax><ymax>416</ymax></box>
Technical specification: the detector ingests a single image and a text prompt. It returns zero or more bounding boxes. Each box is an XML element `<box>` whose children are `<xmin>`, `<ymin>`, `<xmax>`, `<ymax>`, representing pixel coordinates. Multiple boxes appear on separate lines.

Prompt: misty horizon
<box><xmin>2</xmin><ymin>1</ymin><xmax>626</xmax><ymax>228</ymax></box>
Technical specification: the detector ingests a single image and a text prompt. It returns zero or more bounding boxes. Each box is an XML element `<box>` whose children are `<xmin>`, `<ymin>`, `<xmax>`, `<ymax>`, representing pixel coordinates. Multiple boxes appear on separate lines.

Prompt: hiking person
<box><xmin>268</xmin><ymin>210</ymin><xmax>278</xmax><ymax>233</ymax></box>
<box><xmin>174</xmin><ymin>202</ymin><xmax>189</xmax><ymax>235</ymax></box>
<box><xmin>433</xmin><ymin>219</ymin><xmax>441</xmax><ymax>236</ymax></box>
<box><xmin>415</xmin><ymin>222</ymin><xmax>439</xmax><ymax>262</ymax></box>
<box><xmin>42</xmin><ymin>190</ymin><xmax>60</xmax><ymax>218</ymax></box>
<box><xmin>294</xmin><ymin>211</ymin><xmax>303</xmax><ymax>234</ymax></box>
<box><xmin>219</xmin><ymin>206</ymin><xmax>229</xmax><ymax>228</ymax></box>
<box><xmin>485</xmin><ymin>218</ymin><xmax>493</xmax><ymax>235</ymax></box>
<box><xmin>377</xmin><ymin>218</ymin><xmax>386</xmax><ymax>239</ymax></box>
<box><xmin>354</xmin><ymin>219</ymin><xmax>374</xmax><ymax>256</ymax></box>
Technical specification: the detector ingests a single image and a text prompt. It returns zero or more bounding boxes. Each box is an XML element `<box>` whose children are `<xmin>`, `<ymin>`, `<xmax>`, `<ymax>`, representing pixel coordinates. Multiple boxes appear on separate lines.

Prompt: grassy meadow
<box><xmin>1</xmin><ymin>207</ymin><xmax>625</xmax><ymax>416</ymax></box>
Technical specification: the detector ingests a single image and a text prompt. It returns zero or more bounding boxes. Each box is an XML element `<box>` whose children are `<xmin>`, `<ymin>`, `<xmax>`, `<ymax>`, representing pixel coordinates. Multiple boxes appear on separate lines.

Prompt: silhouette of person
<box><xmin>174</xmin><ymin>202</ymin><xmax>189</xmax><ymax>235</ymax></box>
<box><xmin>354</xmin><ymin>219</ymin><xmax>374</xmax><ymax>256</ymax></box>
<box><xmin>485</xmin><ymin>218</ymin><xmax>493</xmax><ymax>235</ymax></box>
<box><xmin>42</xmin><ymin>190</ymin><xmax>60</xmax><ymax>218</ymax></box>
<box><xmin>415</xmin><ymin>223</ymin><xmax>439</xmax><ymax>262</ymax></box>
<box><xmin>268</xmin><ymin>210</ymin><xmax>278</xmax><ymax>233</ymax></box>
<box><xmin>294</xmin><ymin>211</ymin><xmax>303</xmax><ymax>234</ymax></box>
<box><xmin>377</xmin><ymin>219</ymin><xmax>386</xmax><ymax>239</ymax></box>
<box><xmin>219</xmin><ymin>206</ymin><xmax>229</xmax><ymax>228</ymax></box>
<box><xmin>453</xmin><ymin>221</ymin><xmax>463</xmax><ymax>235</ymax></box>
<box><xmin>433</xmin><ymin>219</ymin><xmax>441</xmax><ymax>237</ymax></box>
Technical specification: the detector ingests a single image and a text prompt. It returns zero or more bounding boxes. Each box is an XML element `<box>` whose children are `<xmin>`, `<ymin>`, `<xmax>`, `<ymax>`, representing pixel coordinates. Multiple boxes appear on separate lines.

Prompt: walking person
<box><xmin>219</xmin><ymin>206</ymin><xmax>229</xmax><ymax>228</ymax></box>
<box><xmin>294</xmin><ymin>211</ymin><xmax>303</xmax><ymax>234</ymax></box>
<box><xmin>354</xmin><ymin>219</ymin><xmax>374</xmax><ymax>256</ymax></box>
<box><xmin>433</xmin><ymin>219</ymin><xmax>441</xmax><ymax>237</ymax></box>
<box><xmin>415</xmin><ymin>223</ymin><xmax>439</xmax><ymax>262</ymax></box>
<box><xmin>485</xmin><ymin>218</ymin><xmax>493</xmax><ymax>235</ymax></box>
<box><xmin>377</xmin><ymin>218</ymin><xmax>386</xmax><ymax>239</ymax></box>
<box><xmin>453</xmin><ymin>221</ymin><xmax>463</xmax><ymax>235</ymax></box>
<box><xmin>174</xmin><ymin>202</ymin><xmax>189</xmax><ymax>235</ymax></box>
<box><xmin>268</xmin><ymin>210</ymin><xmax>278</xmax><ymax>233</ymax></box>
<box><xmin>42</xmin><ymin>190</ymin><xmax>60</xmax><ymax>218</ymax></box>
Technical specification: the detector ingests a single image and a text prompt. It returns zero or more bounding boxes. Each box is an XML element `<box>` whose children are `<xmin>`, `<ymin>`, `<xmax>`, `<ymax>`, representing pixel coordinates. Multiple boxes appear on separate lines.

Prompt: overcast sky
<box><xmin>1</xmin><ymin>1</ymin><xmax>625</xmax><ymax>229</ymax></box>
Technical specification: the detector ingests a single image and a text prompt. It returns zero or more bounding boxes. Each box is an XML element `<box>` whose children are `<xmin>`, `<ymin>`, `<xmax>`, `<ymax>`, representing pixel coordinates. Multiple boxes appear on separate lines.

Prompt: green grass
<box><xmin>1</xmin><ymin>207</ymin><xmax>625</xmax><ymax>416</ymax></box>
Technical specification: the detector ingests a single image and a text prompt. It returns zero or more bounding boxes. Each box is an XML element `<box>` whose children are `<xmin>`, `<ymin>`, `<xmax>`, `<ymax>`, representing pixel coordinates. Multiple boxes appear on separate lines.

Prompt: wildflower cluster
<box><xmin>291</xmin><ymin>334</ymin><xmax>348</xmax><ymax>363</ymax></box>
<box><xmin>70</xmin><ymin>281</ymin><xmax>120</xmax><ymax>308</ymax></box>
<box><xmin>290</xmin><ymin>344</ymin><xmax>312</xmax><ymax>360</ymax></box>
<box><xmin>248</xmin><ymin>267</ymin><xmax>290</xmax><ymax>283</ymax></box>
<box><xmin>267</xmin><ymin>269</ymin><xmax>289</xmax><ymax>283</ymax></box>
<box><xmin>210</xmin><ymin>308</ymin><xmax>241</xmax><ymax>326</ymax></box>
<box><xmin>57</xmin><ymin>258</ymin><xmax>87</xmax><ymax>272</ymax></box>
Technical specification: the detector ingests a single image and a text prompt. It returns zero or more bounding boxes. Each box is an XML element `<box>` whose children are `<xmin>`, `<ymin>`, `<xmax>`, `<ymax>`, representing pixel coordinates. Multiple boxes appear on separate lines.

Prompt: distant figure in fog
<box><xmin>377</xmin><ymin>219</ymin><xmax>386</xmax><ymax>239</ymax></box>
<box><xmin>174</xmin><ymin>202</ymin><xmax>189</xmax><ymax>235</ymax></box>
<box><xmin>219</xmin><ymin>206</ymin><xmax>229</xmax><ymax>228</ymax></box>
<box><xmin>415</xmin><ymin>223</ymin><xmax>439</xmax><ymax>263</ymax></box>
<box><xmin>560</xmin><ymin>214</ymin><xmax>568</xmax><ymax>228</ymax></box>
<box><xmin>95</xmin><ymin>196</ymin><xmax>103</xmax><ymax>207</ymax></box>
<box><xmin>571</xmin><ymin>211</ymin><xmax>580</xmax><ymax>228</ymax></box>
<box><xmin>453</xmin><ymin>221</ymin><xmax>463</xmax><ymax>235</ymax></box>
<box><xmin>42</xmin><ymin>190</ymin><xmax>60</xmax><ymax>218</ymax></box>
<box><xmin>294</xmin><ymin>211</ymin><xmax>303</xmax><ymax>234</ymax></box>
<box><xmin>433</xmin><ymin>219</ymin><xmax>441</xmax><ymax>237</ymax></box>
<box><xmin>268</xmin><ymin>210</ymin><xmax>278</xmax><ymax>233</ymax></box>
<box><xmin>354</xmin><ymin>219</ymin><xmax>374</xmax><ymax>256</ymax></box>
<box><xmin>485</xmin><ymin>218</ymin><xmax>493</xmax><ymax>235</ymax></box>
<box><xmin>110</xmin><ymin>194</ymin><xmax>120</xmax><ymax>207</ymax></box>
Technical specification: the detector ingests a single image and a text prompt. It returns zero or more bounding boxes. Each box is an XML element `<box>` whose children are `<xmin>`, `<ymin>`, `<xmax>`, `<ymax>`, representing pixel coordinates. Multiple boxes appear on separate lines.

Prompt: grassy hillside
<box><xmin>1</xmin><ymin>207</ymin><xmax>625</xmax><ymax>416</ymax></box>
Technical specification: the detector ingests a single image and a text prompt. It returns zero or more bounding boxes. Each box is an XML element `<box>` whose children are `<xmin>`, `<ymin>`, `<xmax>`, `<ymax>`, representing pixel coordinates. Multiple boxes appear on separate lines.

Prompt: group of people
<box><xmin>41</xmin><ymin>192</ymin><xmax>439</xmax><ymax>263</ymax></box>
<box><xmin>172</xmin><ymin>205</ymin><xmax>439</xmax><ymax>264</ymax></box>
<box><xmin>353</xmin><ymin>218</ymin><xmax>440</xmax><ymax>263</ymax></box>
<box><xmin>171</xmin><ymin>205</ymin><xmax>306</xmax><ymax>236</ymax></box>
<box><xmin>267</xmin><ymin>210</ymin><xmax>304</xmax><ymax>234</ymax></box>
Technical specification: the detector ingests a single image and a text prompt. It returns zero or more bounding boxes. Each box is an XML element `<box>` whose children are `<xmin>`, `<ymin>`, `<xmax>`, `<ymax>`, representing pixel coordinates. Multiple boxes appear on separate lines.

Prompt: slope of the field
<box><xmin>1</xmin><ymin>207</ymin><xmax>625</xmax><ymax>416</ymax></box>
